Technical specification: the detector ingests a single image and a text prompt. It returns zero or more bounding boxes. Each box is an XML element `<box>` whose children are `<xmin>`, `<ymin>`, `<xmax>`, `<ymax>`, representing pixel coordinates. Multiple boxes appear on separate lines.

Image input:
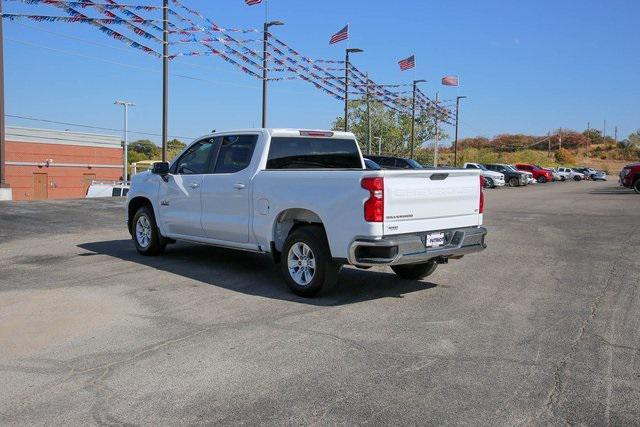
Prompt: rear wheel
<box><xmin>391</xmin><ymin>261</ymin><xmax>438</xmax><ymax>280</ymax></box>
<box><xmin>509</xmin><ymin>177</ymin><xmax>519</xmax><ymax>187</ymax></box>
<box><xmin>573</xmin><ymin>175</ymin><xmax>581</xmax><ymax>181</ymax></box>
<box><xmin>132</xmin><ymin>206</ymin><xmax>166</xmax><ymax>256</ymax></box>
<box><xmin>280</xmin><ymin>226</ymin><xmax>339</xmax><ymax>297</ymax></box>
<box><xmin>537</xmin><ymin>176</ymin><xmax>547</xmax><ymax>183</ymax></box>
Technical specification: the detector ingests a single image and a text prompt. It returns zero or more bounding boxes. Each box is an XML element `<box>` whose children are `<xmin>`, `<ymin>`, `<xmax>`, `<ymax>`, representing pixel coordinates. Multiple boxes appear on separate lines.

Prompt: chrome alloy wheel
<box><xmin>135</xmin><ymin>215</ymin><xmax>152</xmax><ymax>248</ymax></box>
<box><xmin>287</xmin><ymin>242</ymin><xmax>316</xmax><ymax>286</ymax></box>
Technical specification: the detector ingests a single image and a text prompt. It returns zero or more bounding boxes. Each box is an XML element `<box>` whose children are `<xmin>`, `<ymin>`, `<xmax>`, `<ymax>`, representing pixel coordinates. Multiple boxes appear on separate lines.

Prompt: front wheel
<box><xmin>573</xmin><ymin>175</ymin><xmax>581</xmax><ymax>181</ymax></box>
<box><xmin>634</xmin><ymin>179</ymin><xmax>640</xmax><ymax>194</ymax></box>
<box><xmin>132</xmin><ymin>206</ymin><xmax>166</xmax><ymax>255</ymax></box>
<box><xmin>561</xmin><ymin>176</ymin><xmax>566</xmax><ymax>182</ymax></box>
<box><xmin>280</xmin><ymin>226</ymin><xmax>339</xmax><ymax>297</ymax></box>
<box><xmin>484</xmin><ymin>177</ymin><xmax>494</xmax><ymax>188</ymax></box>
<box><xmin>537</xmin><ymin>176</ymin><xmax>547</xmax><ymax>183</ymax></box>
<box><xmin>391</xmin><ymin>261</ymin><xmax>438</xmax><ymax>280</ymax></box>
<box><xmin>508</xmin><ymin>177</ymin><xmax>519</xmax><ymax>187</ymax></box>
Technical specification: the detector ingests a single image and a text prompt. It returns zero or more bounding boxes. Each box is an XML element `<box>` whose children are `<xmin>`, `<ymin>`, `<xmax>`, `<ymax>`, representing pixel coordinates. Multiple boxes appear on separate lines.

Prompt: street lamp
<box><xmin>114</xmin><ymin>100</ymin><xmax>135</xmax><ymax>181</ymax></box>
<box><xmin>410</xmin><ymin>79</ymin><xmax>427</xmax><ymax>159</ymax></box>
<box><xmin>262</xmin><ymin>20</ymin><xmax>284</xmax><ymax>128</ymax></box>
<box><xmin>454</xmin><ymin>95</ymin><xmax>466</xmax><ymax>167</ymax></box>
<box><xmin>344</xmin><ymin>47</ymin><xmax>363</xmax><ymax>132</ymax></box>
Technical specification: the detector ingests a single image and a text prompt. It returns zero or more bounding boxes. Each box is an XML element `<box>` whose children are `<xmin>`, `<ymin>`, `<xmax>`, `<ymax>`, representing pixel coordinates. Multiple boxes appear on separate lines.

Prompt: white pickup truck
<box><xmin>126</xmin><ymin>129</ymin><xmax>487</xmax><ymax>296</ymax></box>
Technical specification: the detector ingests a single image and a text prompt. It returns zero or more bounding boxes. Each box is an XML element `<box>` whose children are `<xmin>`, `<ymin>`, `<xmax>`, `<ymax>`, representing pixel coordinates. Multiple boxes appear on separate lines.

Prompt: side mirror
<box><xmin>151</xmin><ymin>162</ymin><xmax>170</xmax><ymax>175</ymax></box>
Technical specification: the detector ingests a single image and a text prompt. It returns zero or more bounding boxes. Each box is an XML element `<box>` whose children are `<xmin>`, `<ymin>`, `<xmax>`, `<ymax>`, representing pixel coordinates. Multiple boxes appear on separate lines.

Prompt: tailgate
<box><xmin>383</xmin><ymin>169</ymin><xmax>481</xmax><ymax>235</ymax></box>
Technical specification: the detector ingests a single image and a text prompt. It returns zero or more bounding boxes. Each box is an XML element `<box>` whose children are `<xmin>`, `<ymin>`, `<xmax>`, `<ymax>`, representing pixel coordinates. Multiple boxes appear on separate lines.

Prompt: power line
<box><xmin>6</xmin><ymin>113</ymin><xmax>195</xmax><ymax>140</ymax></box>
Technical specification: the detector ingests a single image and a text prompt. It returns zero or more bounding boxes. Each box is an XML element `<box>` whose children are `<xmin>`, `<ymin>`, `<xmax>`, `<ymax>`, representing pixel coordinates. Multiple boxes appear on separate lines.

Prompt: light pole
<box><xmin>344</xmin><ymin>48</ymin><xmax>363</xmax><ymax>132</ymax></box>
<box><xmin>365</xmin><ymin>72</ymin><xmax>371</xmax><ymax>154</ymax></box>
<box><xmin>453</xmin><ymin>95</ymin><xmax>466</xmax><ymax>167</ymax></box>
<box><xmin>261</xmin><ymin>20</ymin><xmax>284</xmax><ymax>128</ymax></box>
<box><xmin>433</xmin><ymin>92</ymin><xmax>439</xmax><ymax>167</ymax></box>
<box><xmin>114</xmin><ymin>100</ymin><xmax>135</xmax><ymax>181</ymax></box>
<box><xmin>0</xmin><ymin>0</ymin><xmax>9</xmax><ymax>199</ymax></box>
<box><xmin>161</xmin><ymin>0</ymin><xmax>168</xmax><ymax>162</ymax></box>
<box><xmin>410</xmin><ymin>79</ymin><xmax>426</xmax><ymax>159</ymax></box>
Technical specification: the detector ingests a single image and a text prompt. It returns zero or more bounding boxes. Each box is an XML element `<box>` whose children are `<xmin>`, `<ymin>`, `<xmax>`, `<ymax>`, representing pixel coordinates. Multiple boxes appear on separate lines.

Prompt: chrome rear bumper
<box><xmin>349</xmin><ymin>226</ymin><xmax>487</xmax><ymax>266</ymax></box>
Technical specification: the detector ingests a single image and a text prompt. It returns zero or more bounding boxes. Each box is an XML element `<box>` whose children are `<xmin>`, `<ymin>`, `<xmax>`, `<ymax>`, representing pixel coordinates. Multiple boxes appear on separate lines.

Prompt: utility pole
<box><xmin>161</xmin><ymin>0</ymin><xmax>169</xmax><ymax>162</ymax></box>
<box><xmin>114</xmin><ymin>100</ymin><xmax>135</xmax><ymax>181</ymax></box>
<box><xmin>614</xmin><ymin>126</ymin><xmax>618</xmax><ymax>144</ymax></box>
<box><xmin>433</xmin><ymin>92</ymin><xmax>440</xmax><ymax>167</ymax></box>
<box><xmin>587</xmin><ymin>121</ymin><xmax>590</xmax><ymax>131</ymax></box>
<box><xmin>559</xmin><ymin>129</ymin><xmax>562</xmax><ymax>150</ymax></box>
<box><xmin>344</xmin><ymin>48</ymin><xmax>363</xmax><ymax>132</ymax></box>
<box><xmin>603</xmin><ymin>120</ymin><xmax>606</xmax><ymax>140</ymax></box>
<box><xmin>365</xmin><ymin>73</ymin><xmax>371</xmax><ymax>155</ymax></box>
<box><xmin>454</xmin><ymin>95</ymin><xmax>466</xmax><ymax>167</ymax></box>
<box><xmin>547</xmin><ymin>131</ymin><xmax>551</xmax><ymax>158</ymax></box>
<box><xmin>410</xmin><ymin>79</ymin><xmax>426</xmax><ymax>159</ymax></box>
<box><xmin>374</xmin><ymin>136</ymin><xmax>382</xmax><ymax>155</ymax></box>
<box><xmin>0</xmin><ymin>0</ymin><xmax>10</xmax><ymax>200</ymax></box>
<box><xmin>261</xmin><ymin>20</ymin><xmax>284</xmax><ymax>128</ymax></box>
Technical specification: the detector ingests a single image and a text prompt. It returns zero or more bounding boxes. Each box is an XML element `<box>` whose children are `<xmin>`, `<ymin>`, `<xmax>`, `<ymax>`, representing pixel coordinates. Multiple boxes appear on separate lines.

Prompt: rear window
<box><xmin>266</xmin><ymin>137</ymin><xmax>362</xmax><ymax>169</ymax></box>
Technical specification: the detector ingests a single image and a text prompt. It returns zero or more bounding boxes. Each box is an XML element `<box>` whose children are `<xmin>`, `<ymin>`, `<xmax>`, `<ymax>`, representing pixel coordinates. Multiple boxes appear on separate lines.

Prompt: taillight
<box><xmin>361</xmin><ymin>177</ymin><xmax>384</xmax><ymax>222</ymax></box>
<box><xmin>479</xmin><ymin>175</ymin><xmax>485</xmax><ymax>213</ymax></box>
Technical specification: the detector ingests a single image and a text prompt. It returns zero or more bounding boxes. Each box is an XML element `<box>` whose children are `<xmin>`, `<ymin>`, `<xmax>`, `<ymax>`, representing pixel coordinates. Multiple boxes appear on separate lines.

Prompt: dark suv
<box><xmin>620</xmin><ymin>163</ymin><xmax>640</xmax><ymax>193</ymax></box>
<box><xmin>366</xmin><ymin>155</ymin><xmax>427</xmax><ymax>170</ymax></box>
<box><xmin>484</xmin><ymin>163</ymin><xmax>528</xmax><ymax>187</ymax></box>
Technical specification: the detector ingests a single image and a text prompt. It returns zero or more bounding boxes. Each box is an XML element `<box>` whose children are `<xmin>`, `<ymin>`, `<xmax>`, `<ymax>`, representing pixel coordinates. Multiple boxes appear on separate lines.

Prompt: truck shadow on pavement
<box><xmin>78</xmin><ymin>240</ymin><xmax>437</xmax><ymax>306</ymax></box>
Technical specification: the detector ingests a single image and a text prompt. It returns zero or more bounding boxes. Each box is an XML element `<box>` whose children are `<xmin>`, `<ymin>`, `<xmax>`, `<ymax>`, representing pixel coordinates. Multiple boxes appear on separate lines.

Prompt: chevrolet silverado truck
<box><xmin>126</xmin><ymin>129</ymin><xmax>487</xmax><ymax>297</ymax></box>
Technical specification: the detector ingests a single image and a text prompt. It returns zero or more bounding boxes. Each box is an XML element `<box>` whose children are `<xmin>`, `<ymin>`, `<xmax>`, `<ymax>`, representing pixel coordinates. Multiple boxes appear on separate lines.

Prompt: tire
<box><xmin>280</xmin><ymin>226</ymin><xmax>339</xmax><ymax>297</ymax></box>
<box><xmin>391</xmin><ymin>260</ymin><xmax>438</xmax><ymax>280</ymax></box>
<box><xmin>484</xmin><ymin>177</ymin><xmax>494</xmax><ymax>188</ymax></box>
<box><xmin>537</xmin><ymin>176</ymin><xmax>547</xmax><ymax>184</ymax></box>
<box><xmin>509</xmin><ymin>177</ymin><xmax>519</xmax><ymax>187</ymax></box>
<box><xmin>634</xmin><ymin>179</ymin><xmax>640</xmax><ymax>194</ymax></box>
<box><xmin>573</xmin><ymin>175</ymin><xmax>581</xmax><ymax>181</ymax></box>
<box><xmin>132</xmin><ymin>206</ymin><xmax>166</xmax><ymax>256</ymax></box>
<box><xmin>561</xmin><ymin>176</ymin><xmax>566</xmax><ymax>182</ymax></box>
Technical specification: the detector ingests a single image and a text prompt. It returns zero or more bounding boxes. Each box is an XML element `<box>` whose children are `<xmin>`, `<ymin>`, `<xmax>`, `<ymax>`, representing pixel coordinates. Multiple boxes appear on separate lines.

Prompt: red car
<box><xmin>515</xmin><ymin>163</ymin><xmax>554</xmax><ymax>183</ymax></box>
<box><xmin>620</xmin><ymin>163</ymin><xmax>640</xmax><ymax>193</ymax></box>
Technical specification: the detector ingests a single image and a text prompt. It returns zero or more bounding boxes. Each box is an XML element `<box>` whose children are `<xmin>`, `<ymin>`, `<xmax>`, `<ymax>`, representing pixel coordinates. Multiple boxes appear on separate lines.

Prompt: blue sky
<box><xmin>3</xmin><ymin>0</ymin><xmax>640</xmax><ymax>145</ymax></box>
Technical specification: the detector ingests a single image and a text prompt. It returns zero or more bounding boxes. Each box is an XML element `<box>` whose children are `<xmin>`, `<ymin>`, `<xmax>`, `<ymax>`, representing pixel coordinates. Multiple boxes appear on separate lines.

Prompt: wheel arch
<box><xmin>271</xmin><ymin>208</ymin><xmax>326</xmax><ymax>257</ymax></box>
<box><xmin>127</xmin><ymin>196</ymin><xmax>154</xmax><ymax>235</ymax></box>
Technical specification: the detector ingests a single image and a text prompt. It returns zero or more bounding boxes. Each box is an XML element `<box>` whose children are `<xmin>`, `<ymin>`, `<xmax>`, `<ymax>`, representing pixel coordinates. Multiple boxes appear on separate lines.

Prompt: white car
<box><xmin>557</xmin><ymin>167</ymin><xmax>585</xmax><ymax>181</ymax></box>
<box><xmin>126</xmin><ymin>129</ymin><xmax>487</xmax><ymax>296</ymax></box>
<box><xmin>463</xmin><ymin>162</ymin><xmax>505</xmax><ymax>188</ymax></box>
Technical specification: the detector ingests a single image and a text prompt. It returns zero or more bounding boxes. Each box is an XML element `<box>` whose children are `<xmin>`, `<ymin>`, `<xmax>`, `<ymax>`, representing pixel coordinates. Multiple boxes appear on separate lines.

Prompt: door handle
<box><xmin>233</xmin><ymin>182</ymin><xmax>246</xmax><ymax>190</ymax></box>
<box><xmin>189</xmin><ymin>182</ymin><xmax>200</xmax><ymax>189</ymax></box>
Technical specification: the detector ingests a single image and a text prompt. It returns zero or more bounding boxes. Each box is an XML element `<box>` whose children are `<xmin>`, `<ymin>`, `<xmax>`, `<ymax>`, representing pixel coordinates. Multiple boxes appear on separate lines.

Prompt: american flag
<box><xmin>329</xmin><ymin>25</ymin><xmax>349</xmax><ymax>44</ymax></box>
<box><xmin>398</xmin><ymin>55</ymin><xmax>415</xmax><ymax>71</ymax></box>
<box><xmin>244</xmin><ymin>0</ymin><xmax>262</xmax><ymax>5</ymax></box>
<box><xmin>442</xmin><ymin>75</ymin><xmax>459</xmax><ymax>86</ymax></box>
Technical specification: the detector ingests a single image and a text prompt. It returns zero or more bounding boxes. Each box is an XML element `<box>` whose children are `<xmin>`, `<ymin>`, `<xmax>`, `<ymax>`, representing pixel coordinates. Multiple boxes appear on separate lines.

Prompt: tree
<box><xmin>330</xmin><ymin>100</ymin><xmax>448</xmax><ymax>161</ymax></box>
<box><xmin>129</xmin><ymin>139</ymin><xmax>160</xmax><ymax>159</ymax></box>
<box><xmin>555</xmin><ymin>148</ymin><xmax>576</xmax><ymax>164</ymax></box>
<box><xmin>127</xmin><ymin>150</ymin><xmax>147</xmax><ymax>165</ymax></box>
<box><xmin>167</xmin><ymin>138</ymin><xmax>187</xmax><ymax>161</ymax></box>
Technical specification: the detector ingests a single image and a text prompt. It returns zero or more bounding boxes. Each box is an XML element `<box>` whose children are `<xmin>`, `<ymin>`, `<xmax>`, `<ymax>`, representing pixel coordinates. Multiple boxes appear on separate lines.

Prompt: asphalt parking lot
<box><xmin>1</xmin><ymin>180</ymin><xmax>639</xmax><ymax>425</ymax></box>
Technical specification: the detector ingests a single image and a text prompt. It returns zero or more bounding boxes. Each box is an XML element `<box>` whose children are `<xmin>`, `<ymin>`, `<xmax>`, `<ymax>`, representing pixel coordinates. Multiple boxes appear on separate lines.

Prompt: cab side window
<box><xmin>213</xmin><ymin>134</ymin><xmax>258</xmax><ymax>174</ymax></box>
<box><xmin>174</xmin><ymin>138</ymin><xmax>216</xmax><ymax>175</ymax></box>
<box><xmin>465</xmin><ymin>164</ymin><xmax>478</xmax><ymax>169</ymax></box>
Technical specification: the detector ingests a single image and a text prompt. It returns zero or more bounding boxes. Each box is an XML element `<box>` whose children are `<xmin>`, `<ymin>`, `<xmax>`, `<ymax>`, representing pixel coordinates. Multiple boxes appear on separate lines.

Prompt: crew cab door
<box><xmin>157</xmin><ymin>137</ymin><xmax>217</xmax><ymax>237</ymax></box>
<box><xmin>201</xmin><ymin>134</ymin><xmax>259</xmax><ymax>243</ymax></box>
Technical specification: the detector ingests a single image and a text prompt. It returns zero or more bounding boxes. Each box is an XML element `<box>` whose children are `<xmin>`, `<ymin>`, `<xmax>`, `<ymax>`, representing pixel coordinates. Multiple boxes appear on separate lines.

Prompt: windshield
<box><xmin>504</xmin><ymin>165</ymin><xmax>518</xmax><ymax>172</ymax></box>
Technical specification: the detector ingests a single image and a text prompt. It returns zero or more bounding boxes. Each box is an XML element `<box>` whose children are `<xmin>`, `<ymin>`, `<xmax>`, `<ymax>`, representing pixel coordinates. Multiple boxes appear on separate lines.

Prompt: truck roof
<box><xmin>198</xmin><ymin>128</ymin><xmax>356</xmax><ymax>140</ymax></box>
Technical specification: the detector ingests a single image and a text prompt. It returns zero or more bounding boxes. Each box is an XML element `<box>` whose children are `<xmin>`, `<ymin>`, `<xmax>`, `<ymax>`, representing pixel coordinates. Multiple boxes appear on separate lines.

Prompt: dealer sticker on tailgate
<box><xmin>426</xmin><ymin>232</ymin><xmax>445</xmax><ymax>248</ymax></box>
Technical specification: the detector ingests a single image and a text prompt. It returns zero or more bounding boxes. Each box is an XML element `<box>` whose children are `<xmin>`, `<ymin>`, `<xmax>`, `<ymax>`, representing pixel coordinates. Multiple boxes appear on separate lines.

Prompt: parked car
<box><xmin>620</xmin><ymin>163</ymin><xmax>640</xmax><ymax>193</ymax></box>
<box><xmin>483</xmin><ymin>163</ymin><xmax>528</xmax><ymax>187</ymax></box>
<box><xmin>364</xmin><ymin>158</ymin><xmax>381</xmax><ymax>170</ymax></box>
<box><xmin>126</xmin><ymin>129</ymin><xmax>488</xmax><ymax>296</ymax></box>
<box><xmin>573</xmin><ymin>167</ymin><xmax>598</xmax><ymax>180</ymax></box>
<box><xmin>515</xmin><ymin>163</ymin><xmax>554</xmax><ymax>183</ymax></box>
<box><xmin>463</xmin><ymin>163</ymin><xmax>505</xmax><ymax>188</ymax></box>
<box><xmin>86</xmin><ymin>180</ymin><xmax>130</xmax><ymax>198</ymax></box>
<box><xmin>591</xmin><ymin>170</ymin><xmax>607</xmax><ymax>181</ymax></box>
<box><xmin>366</xmin><ymin>155</ymin><xmax>427</xmax><ymax>170</ymax></box>
<box><xmin>556</xmin><ymin>167</ymin><xmax>585</xmax><ymax>181</ymax></box>
<box><xmin>543</xmin><ymin>167</ymin><xmax>564</xmax><ymax>182</ymax></box>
